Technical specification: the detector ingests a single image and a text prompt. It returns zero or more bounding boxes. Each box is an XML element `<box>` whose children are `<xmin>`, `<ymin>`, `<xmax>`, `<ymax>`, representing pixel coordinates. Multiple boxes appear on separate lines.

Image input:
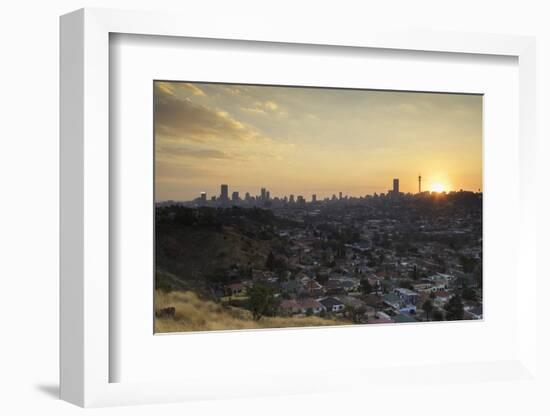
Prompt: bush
<box><xmin>247</xmin><ymin>283</ymin><xmax>280</xmax><ymax>321</ymax></box>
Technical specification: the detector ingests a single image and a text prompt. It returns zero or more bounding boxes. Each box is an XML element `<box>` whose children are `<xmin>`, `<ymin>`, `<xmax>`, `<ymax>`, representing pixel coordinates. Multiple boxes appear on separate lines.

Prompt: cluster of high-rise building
<box><xmin>195</xmin><ymin>183</ymin><xmax>324</xmax><ymax>207</ymax></box>
<box><xmin>190</xmin><ymin>175</ymin><xmax>432</xmax><ymax>207</ymax></box>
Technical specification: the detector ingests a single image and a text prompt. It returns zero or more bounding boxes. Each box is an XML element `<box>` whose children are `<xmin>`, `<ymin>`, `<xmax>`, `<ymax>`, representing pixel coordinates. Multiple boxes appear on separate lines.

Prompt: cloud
<box><xmin>180</xmin><ymin>83</ymin><xmax>206</xmax><ymax>96</ymax></box>
<box><xmin>264</xmin><ymin>101</ymin><xmax>278</xmax><ymax>111</ymax></box>
<box><xmin>220</xmin><ymin>86</ymin><xmax>242</xmax><ymax>95</ymax></box>
<box><xmin>241</xmin><ymin>106</ymin><xmax>267</xmax><ymax>115</ymax></box>
<box><xmin>157</xmin><ymin>146</ymin><xmax>235</xmax><ymax>160</ymax></box>
<box><xmin>155</xmin><ymin>160</ymin><xmax>211</xmax><ymax>183</ymax></box>
<box><xmin>240</xmin><ymin>100</ymin><xmax>281</xmax><ymax>116</ymax></box>
<box><xmin>156</xmin><ymin>82</ymin><xmax>176</xmax><ymax>96</ymax></box>
<box><xmin>155</xmin><ymin>86</ymin><xmax>262</xmax><ymax>143</ymax></box>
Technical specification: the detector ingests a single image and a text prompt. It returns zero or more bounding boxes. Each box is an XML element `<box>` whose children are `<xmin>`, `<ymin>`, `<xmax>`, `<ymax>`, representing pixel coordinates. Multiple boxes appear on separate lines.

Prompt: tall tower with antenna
<box><xmin>418</xmin><ymin>174</ymin><xmax>422</xmax><ymax>194</ymax></box>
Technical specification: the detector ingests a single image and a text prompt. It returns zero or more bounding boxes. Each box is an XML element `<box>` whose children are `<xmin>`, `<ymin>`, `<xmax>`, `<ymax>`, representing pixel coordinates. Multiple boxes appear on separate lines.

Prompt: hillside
<box><xmin>155</xmin><ymin>205</ymin><xmax>295</xmax><ymax>292</ymax></box>
<box><xmin>156</xmin><ymin>224</ymin><xmax>272</xmax><ymax>281</ymax></box>
<box><xmin>154</xmin><ymin>290</ymin><xmax>345</xmax><ymax>333</ymax></box>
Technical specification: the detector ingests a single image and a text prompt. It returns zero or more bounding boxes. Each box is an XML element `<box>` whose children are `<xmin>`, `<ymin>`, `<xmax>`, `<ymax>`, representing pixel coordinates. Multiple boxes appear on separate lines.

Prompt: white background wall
<box><xmin>0</xmin><ymin>1</ymin><xmax>548</xmax><ymax>415</ymax></box>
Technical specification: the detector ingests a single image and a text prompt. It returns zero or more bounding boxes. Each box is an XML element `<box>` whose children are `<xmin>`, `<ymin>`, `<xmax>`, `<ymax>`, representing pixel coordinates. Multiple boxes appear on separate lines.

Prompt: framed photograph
<box><xmin>60</xmin><ymin>8</ymin><xmax>538</xmax><ymax>408</ymax></box>
<box><xmin>153</xmin><ymin>80</ymin><xmax>483</xmax><ymax>333</ymax></box>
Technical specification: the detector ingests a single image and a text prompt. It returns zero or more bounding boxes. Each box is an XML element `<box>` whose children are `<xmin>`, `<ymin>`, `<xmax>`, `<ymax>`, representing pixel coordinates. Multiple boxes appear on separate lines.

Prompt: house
<box><xmin>338</xmin><ymin>295</ymin><xmax>366</xmax><ymax>310</ymax></box>
<box><xmin>432</xmin><ymin>290</ymin><xmax>452</xmax><ymax>307</ymax></box>
<box><xmin>305</xmin><ymin>279</ymin><xmax>323</xmax><ymax>293</ymax></box>
<box><xmin>325</xmin><ymin>279</ymin><xmax>344</xmax><ymax>291</ymax></box>
<box><xmin>251</xmin><ymin>269</ymin><xmax>266</xmax><ymax>280</ymax></box>
<box><xmin>319</xmin><ymin>297</ymin><xmax>345</xmax><ymax>313</ymax></box>
<box><xmin>383</xmin><ymin>293</ymin><xmax>402</xmax><ymax>310</ymax></box>
<box><xmin>281</xmin><ymin>280</ymin><xmax>303</xmax><ymax>294</ymax></box>
<box><xmin>412</xmin><ymin>282</ymin><xmax>433</xmax><ymax>292</ymax></box>
<box><xmin>297</xmin><ymin>298</ymin><xmax>324</xmax><ymax>315</ymax></box>
<box><xmin>279</xmin><ymin>299</ymin><xmax>300</xmax><ymax>316</ymax></box>
<box><xmin>367</xmin><ymin>276</ymin><xmax>383</xmax><ymax>292</ymax></box>
<box><xmin>341</xmin><ymin>279</ymin><xmax>360</xmax><ymax>292</ymax></box>
<box><xmin>325</xmin><ymin>280</ymin><xmax>346</xmax><ymax>295</ymax></box>
<box><xmin>427</xmin><ymin>273</ymin><xmax>453</xmax><ymax>289</ymax></box>
<box><xmin>296</xmin><ymin>272</ymin><xmax>310</xmax><ymax>282</ymax></box>
<box><xmin>399</xmin><ymin>304</ymin><xmax>417</xmax><ymax>314</ymax></box>
<box><xmin>394</xmin><ymin>288</ymin><xmax>419</xmax><ymax>305</ymax></box>
<box><xmin>227</xmin><ymin>282</ymin><xmax>246</xmax><ymax>296</ymax></box>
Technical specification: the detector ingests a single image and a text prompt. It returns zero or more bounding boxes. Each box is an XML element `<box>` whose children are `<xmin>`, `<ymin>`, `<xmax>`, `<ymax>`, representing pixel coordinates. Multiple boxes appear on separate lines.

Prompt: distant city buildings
<box><xmin>388</xmin><ymin>178</ymin><xmax>401</xmax><ymax>198</ymax></box>
<box><xmin>185</xmin><ymin>177</ymin><xmax>469</xmax><ymax>208</ymax></box>
<box><xmin>393</xmin><ymin>178</ymin><xmax>399</xmax><ymax>194</ymax></box>
<box><xmin>220</xmin><ymin>184</ymin><xmax>229</xmax><ymax>201</ymax></box>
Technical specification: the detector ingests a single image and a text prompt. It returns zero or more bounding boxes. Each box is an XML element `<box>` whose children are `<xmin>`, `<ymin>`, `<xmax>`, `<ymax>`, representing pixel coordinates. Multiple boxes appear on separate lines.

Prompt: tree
<box><xmin>462</xmin><ymin>286</ymin><xmax>477</xmax><ymax>301</ymax></box>
<box><xmin>444</xmin><ymin>295</ymin><xmax>465</xmax><ymax>321</ymax></box>
<box><xmin>265</xmin><ymin>251</ymin><xmax>275</xmax><ymax>271</ymax></box>
<box><xmin>316</xmin><ymin>273</ymin><xmax>329</xmax><ymax>285</ymax></box>
<box><xmin>346</xmin><ymin>305</ymin><xmax>367</xmax><ymax>324</ymax></box>
<box><xmin>400</xmin><ymin>280</ymin><xmax>414</xmax><ymax>290</ymax></box>
<box><xmin>460</xmin><ymin>256</ymin><xmax>474</xmax><ymax>273</ymax></box>
<box><xmin>360</xmin><ymin>278</ymin><xmax>373</xmax><ymax>295</ymax></box>
<box><xmin>247</xmin><ymin>284</ymin><xmax>279</xmax><ymax>321</ymax></box>
<box><xmin>432</xmin><ymin>310</ymin><xmax>444</xmax><ymax>321</ymax></box>
<box><xmin>422</xmin><ymin>299</ymin><xmax>434</xmax><ymax>321</ymax></box>
<box><xmin>306</xmin><ymin>308</ymin><xmax>314</xmax><ymax>317</ymax></box>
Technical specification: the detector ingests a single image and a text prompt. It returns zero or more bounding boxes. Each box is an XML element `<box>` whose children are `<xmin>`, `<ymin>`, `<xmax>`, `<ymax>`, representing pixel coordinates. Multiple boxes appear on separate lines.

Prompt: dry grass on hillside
<box><xmin>154</xmin><ymin>290</ymin><xmax>346</xmax><ymax>333</ymax></box>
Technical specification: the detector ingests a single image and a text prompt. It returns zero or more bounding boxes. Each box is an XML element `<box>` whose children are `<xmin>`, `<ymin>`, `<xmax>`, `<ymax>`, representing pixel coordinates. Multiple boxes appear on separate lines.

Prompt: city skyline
<box><xmin>175</xmin><ymin>175</ymin><xmax>480</xmax><ymax>206</ymax></box>
<box><xmin>155</xmin><ymin>82</ymin><xmax>482</xmax><ymax>201</ymax></box>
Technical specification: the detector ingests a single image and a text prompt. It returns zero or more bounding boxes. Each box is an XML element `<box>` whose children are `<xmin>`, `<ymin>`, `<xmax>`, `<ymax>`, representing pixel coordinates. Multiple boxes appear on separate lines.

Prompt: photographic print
<box><xmin>154</xmin><ymin>81</ymin><xmax>482</xmax><ymax>333</ymax></box>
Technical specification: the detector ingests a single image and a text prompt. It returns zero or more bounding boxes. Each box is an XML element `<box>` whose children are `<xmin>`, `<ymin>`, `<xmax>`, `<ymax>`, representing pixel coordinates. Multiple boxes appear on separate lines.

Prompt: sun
<box><xmin>430</xmin><ymin>183</ymin><xmax>446</xmax><ymax>193</ymax></box>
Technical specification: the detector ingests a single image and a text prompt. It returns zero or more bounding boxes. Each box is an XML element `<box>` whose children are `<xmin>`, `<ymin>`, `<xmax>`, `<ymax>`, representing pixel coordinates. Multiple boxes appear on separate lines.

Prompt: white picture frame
<box><xmin>60</xmin><ymin>7</ymin><xmax>538</xmax><ymax>408</ymax></box>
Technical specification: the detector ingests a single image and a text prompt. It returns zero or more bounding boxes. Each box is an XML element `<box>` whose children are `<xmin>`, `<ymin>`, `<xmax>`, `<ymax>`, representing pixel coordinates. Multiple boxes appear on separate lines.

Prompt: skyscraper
<box><xmin>200</xmin><ymin>192</ymin><xmax>207</xmax><ymax>202</ymax></box>
<box><xmin>312</xmin><ymin>194</ymin><xmax>317</xmax><ymax>203</ymax></box>
<box><xmin>220</xmin><ymin>184</ymin><xmax>229</xmax><ymax>200</ymax></box>
<box><xmin>232</xmin><ymin>191</ymin><xmax>239</xmax><ymax>202</ymax></box>
<box><xmin>393</xmin><ymin>178</ymin><xmax>399</xmax><ymax>194</ymax></box>
<box><xmin>261</xmin><ymin>187</ymin><xmax>267</xmax><ymax>201</ymax></box>
<box><xmin>418</xmin><ymin>174</ymin><xmax>422</xmax><ymax>193</ymax></box>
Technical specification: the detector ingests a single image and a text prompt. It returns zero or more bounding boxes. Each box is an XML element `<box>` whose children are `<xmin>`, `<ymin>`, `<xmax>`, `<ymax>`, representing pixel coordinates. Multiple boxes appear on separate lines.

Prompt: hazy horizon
<box><xmin>154</xmin><ymin>81</ymin><xmax>482</xmax><ymax>202</ymax></box>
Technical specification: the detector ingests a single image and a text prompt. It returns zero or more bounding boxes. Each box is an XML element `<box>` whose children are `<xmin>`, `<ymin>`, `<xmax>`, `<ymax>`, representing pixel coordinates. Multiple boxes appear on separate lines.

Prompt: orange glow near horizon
<box><xmin>429</xmin><ymin>183</ymin><xmax>447</xmax><ymax>193</ymax></box>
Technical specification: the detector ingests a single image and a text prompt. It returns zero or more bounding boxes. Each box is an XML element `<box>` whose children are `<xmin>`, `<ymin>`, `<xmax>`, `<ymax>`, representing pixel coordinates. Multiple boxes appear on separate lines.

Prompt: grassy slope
<box><xmin>155</xmin><ymin>290</ymin><xmax>346</xmax><ymax>333</ymax></box>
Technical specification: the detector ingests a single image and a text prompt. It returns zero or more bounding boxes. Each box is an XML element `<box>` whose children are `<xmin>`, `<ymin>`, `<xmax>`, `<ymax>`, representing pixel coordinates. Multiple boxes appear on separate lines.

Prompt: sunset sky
<box><xmin>154</xmin><ymin>81</ymin><xmax>482</xmax><ymax>201</ymax></box>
